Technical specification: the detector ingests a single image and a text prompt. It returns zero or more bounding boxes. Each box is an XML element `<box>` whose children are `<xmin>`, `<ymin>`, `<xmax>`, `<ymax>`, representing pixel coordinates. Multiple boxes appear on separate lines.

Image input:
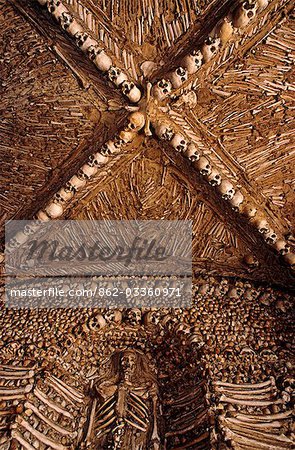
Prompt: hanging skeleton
<box><xmin>84</xmin><ymin>349</ymin><xmax>161</xmax><ymax>450</ymax></box>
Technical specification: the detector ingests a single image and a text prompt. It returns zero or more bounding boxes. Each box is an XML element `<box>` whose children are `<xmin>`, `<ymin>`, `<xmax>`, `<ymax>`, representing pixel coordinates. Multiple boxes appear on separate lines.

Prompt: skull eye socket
<box><xmin>247</xmin><ymin>10</ymin><xmax>254</xmax><ymax>17</ymax></box>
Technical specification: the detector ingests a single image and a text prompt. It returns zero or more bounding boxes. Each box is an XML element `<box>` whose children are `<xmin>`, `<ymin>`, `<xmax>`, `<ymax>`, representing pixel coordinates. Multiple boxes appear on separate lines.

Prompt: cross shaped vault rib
<box><xmin>5</xmin><ymin>0</ymin><xmax>295</xmax><ymax>275</ymax></box>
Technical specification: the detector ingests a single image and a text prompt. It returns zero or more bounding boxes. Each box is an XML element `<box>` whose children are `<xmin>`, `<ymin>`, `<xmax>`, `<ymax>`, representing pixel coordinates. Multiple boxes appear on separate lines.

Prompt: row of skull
<box><xmin>153</xmin><ymin>121</ymin><xmax>293</xmax><ymax>263</ymax></box>
<box><xmin>35</xmin><ymin>112</ymin><xmax>145</xmax><ymax>221</ymax></box>
<box><xmin>36</xmin><ymin>0</ymin><xmax>142</xmax><ymax>103</ymax></box>
<box><xmin>152</xmin><ymin>0</ymin><xmax>269</xmax><ymax>101</ymax></box>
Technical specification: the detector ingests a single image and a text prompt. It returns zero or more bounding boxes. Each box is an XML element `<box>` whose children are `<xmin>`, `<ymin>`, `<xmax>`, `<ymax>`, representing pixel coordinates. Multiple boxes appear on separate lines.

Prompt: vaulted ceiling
<box><xmin>1</xmin><ymin>0</ymin><xmax>294</xmax><ymax>289</ymax></box>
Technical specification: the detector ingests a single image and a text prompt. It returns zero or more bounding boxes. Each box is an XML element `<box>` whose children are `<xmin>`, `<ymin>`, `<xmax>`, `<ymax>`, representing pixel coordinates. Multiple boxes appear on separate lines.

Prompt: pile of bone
<box><xmin>213</xmin><ymin>378</ymin><xmax>294</xmax><ymax>449</ymax></box>
<box><xmin>37</xmin><ymin>0</ymin><xmax>141</xmax><ymax>102</ymax></box>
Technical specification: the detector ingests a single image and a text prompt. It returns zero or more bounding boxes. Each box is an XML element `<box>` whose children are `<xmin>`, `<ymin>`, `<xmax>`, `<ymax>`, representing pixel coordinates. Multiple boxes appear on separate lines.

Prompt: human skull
<box><xmin>154</xmin><ymin>123</ymin><xmax>174</xmax><ymax>141</ymax></box>
<box><xmin>283</xmin><ymin>252</ymin><xmax>295</xmax><ymax>268</ymax></box>
<box><xmin>74</xmin><ymin>31</ymin><xmax>89</xmax><ymax>49</ymax></box>
<box><xmin>58</xmin><ymin>11</ymin><xmax>74</xmax><ymax>30</ymax></box>
<box><xmin>201</xmin><ymin>36</ymin><xmax>220</xmax><ymax>62</ymax></box>
<box><xmin>233</xmin><ymin>1</ymin><xmax>258</xmax><ymax>28</ymax></box>
<box><xmin>264</xmin><ymin>229</ymin><xmax>277</xmax><ymax>244</ymax></box>
<box><xmin>119</xmin><ymin>130</ymin><xmax>136</xmax><ymax>144</ymax></box>
<box><xmin>207</xmin><ymin>169</ymin><xmax>221</xmax><ymax>186</ymax></box>
<box><xmin>169</xmin><ymin>66</ymin><xmax>188</xmax><ymax>89</ymax></box>
<box><xmin>182</xmin><ymin>50</ymin><xmax>203</xmax><ymax>74</ymax></box>
<box><xmin>88</xmin><ymin>152</ymin><xmax>109</xmax><ymax>167</ymax></box>
<box><xmin>100</xmin><ymin>140</ymin><xmax>118</xmax><ymax>156</ymax></box>
<box><xmin>104</xmin><ymin>309</ymin><xmax>122</xmax><ymax>324</ymax></box>
<box><xmin>171</xmin><ymin>133</ymin><xmax>188</xmax><ymax>152</ymax></box>
<box><xmin>242</xmin><ymin>203</ymin><xmax>257</xmax><ymax>218</ymax></box>
<box><xmin>127</xmin><ymin>112</ymin><xmax>145</xmax><ymax>131</ymax></box>
<box><xmin>185</xmin><ymin>143</ymin><xmax>200</xmax><ymax>162</ymax></box>
<box><xmin>218</xmin><ymin>179</ymin><xmax>235</xmax><ymax>200</ymax></box>
<box><xmin>229</xmin><ymin>191</ymin><xmax>244</xmax><ymax>211</ymax></box>
<box><xmin>152</xmin><ymin>79</ymin><xmax>172</xmax><ymax>101</ymax></box>
<box><xmin>67</xmin><ymin>20</ymin><xmax>83</xmax><ymax>37</ymax></box>
<box><xmin>143</xmin><ymin>310</ymin><xmax>160</xmax><ymax>327</ymax></box>
<box><xmin>108</xmin><ymin>66</ymin><xmax>128</xmax><ymax>87</ymax></box>
<box><xmin>87</xmin><ymin>44</ymin><xmax>103</xmax><ymax>61</ymax></box>
<box><xmin>125</xmin><ymin>308</ymin><xmax>142</xmax><ymax>326</ymax></box>
<box><xmin>47</xmin><ymin>0</ymin><xmax>68</xmax><ymax>19</ymax></box>
<box><xmin>273</xmin><ymin>239</ymin><xmax>290</xmax><ymax>255</ymax></box>
<box><xmin>54</xmin><ymin>187</ymin><xmax>74</xmax><ymax>203</ymax></box>
<box><xmin>121</xmin><ymin>81</ymin><xmax>141</xmax><ymax>103</ymax></box>
<box><xmin>196</xmin><ymin>156</ymin><xmax>212</xmax><ymax>175</ymax></box>
<box><xmin>253</xmin><ymin>217</ymin><xmax>270</xmax><ymax>234</ymax></box>
<box><xmin>79</xmin><ymin>163</ymin><xmax>98</xmax><ymax>179</ymax></box>
<box><xmin>45</xmin><ymin>202</ymin><xmax>64</xmax><ymax>219</ymax></box>
<box><xmin>66</xmin><ymin>175</ymin><xmax>86</xmax><ymax>192</ymax></box>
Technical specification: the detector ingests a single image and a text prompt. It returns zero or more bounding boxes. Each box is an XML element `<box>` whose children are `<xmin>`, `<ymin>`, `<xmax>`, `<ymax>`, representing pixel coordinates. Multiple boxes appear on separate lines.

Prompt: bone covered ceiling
<box><xmin>1</xmin><ymin>0</ymin><xmax>294</xmax><ymax>288</ymax></box>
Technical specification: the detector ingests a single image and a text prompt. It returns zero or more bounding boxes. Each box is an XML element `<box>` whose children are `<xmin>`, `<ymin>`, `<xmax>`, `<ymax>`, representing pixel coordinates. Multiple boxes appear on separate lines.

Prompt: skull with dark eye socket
<box><xmin>175</xmin><ymin>66</ymin><xmax>188</xmax><ymax>83</ymax></box>
<box><xmin>47</xmin><ymin>0</ymin><xmax>61</xmax><ymax>13</ymax></box>
<box><xmin>87</xmin><ymin>44</ymin><xmax>103</xmax><ymax>61</ymax></box>
<box><xmin>121</xmin><ymin>81</ymin><xmax>134</xmax><ymax>95</ymax></box>
<box><xmin>59</xmin><ymin>11</ymin><xmax>74</xmax><ymax>30</ymax></box>
<box><xmin>171</xmin><ymin>134</ymin><xmax>188</xmax><ymax>153</ymax></box>
<box><xmin>158</xmin><ymin>79</ymin><xmax>172</xmax><ymax>94</ymax></box>
<box><xmin>74</xmin><ymin>31</ymin><xmax>88</xmax><ymax>47</ymax></box>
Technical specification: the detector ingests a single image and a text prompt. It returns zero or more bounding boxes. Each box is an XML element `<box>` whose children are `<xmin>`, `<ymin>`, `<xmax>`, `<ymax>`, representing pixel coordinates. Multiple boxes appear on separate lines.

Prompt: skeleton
<box><xmin>181</xmin><ymin>50</ymin><xmax>203</xmax><ymax>74</ymax></box>
<box><xmin>169</xmin><ymin>67</ymin><xmax>188</xmax><ymax>89</ymax></box>
<box><xmin>85</xmin><ymin>349</ymin><xmax>160</xmax><ymax>449</ymax></box>
<box><xmin>201</xmin><ymin>36</ymin><xmax>220</xmax><ymax>62</ymax></box>
<box><xmin>233</xmin><ymin>1</ymin><xmax>258</xmax><ymax>28</ymax></box>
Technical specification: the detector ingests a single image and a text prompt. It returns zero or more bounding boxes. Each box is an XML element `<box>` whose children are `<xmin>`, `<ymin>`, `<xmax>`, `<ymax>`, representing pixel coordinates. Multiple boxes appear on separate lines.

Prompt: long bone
<box><xmin>214</xmin><ymin>379</ymin><xmax>274</xmax><ymax>389</ymax></box>
<box><xmin>219</xmin><ymin>395</ymin><xmax>282</xmax><ymax>407</ymax></box>
<box><xmin>0</xmin><ymin>370</ymin><xmax>35</xmax><ymax>379</ymax></box>
<box><xmin>34</xmin><ymin>386</ymin><xmax>74</xmax><ymax>419</ymax></box>
<box><xmin>0</xmin><ymin>365</ymin><xmax>36</xmax><ymax>372</ymax></box>
<box><xmin>169</xmin><ymin>392</ymin><xmax>206</xmax><ymax>409</ymax></box>
<box><xmin>24</xmin><ymin>401</ymin><xmax>76</xmax><ymax>437</ymax></box>
<box><xmin>11</xmin><ymin>430</ymin><xmax>36</xmax><ymax>450</ymax></box>
<box><xmin>48</xmin><ymin>375</ymin><xmax>84</xmax><ymax>401</ymax></box>
<box><xmin>167</xmin><ymin>431</ymin><xmax>210</xmax><ymax>449</ymax></box>
<box><xmin>225</xmin><ymin>429</ymin><xmax>291</xmax><ymax>450</ymax></box>
<box><xmin>85</xmin><ymin>398</ymin><xmax>97</xmax><ymax>443</ymax></box>
<box><xmin>165</xmin><ymin>410</ymin><xmax>208</xmax><ymax>436</ymax></box>
<box><xmin>15</xmin><ymin>416</ymin><xmax>68</xmax><ymax>450</ymax></box>
<box><xmin>219</xmin><ymin>392</ymin><xmax>276</xmax><ymax>401</ymax></box>
<box><xmin>217</xmin><ymin>385</ymin><xmax>276</xmax><ymax>396</ymax></box>
<box><xmin>234</xmin><ymin>410</ymin><xmax>293</xmax><ymax>422</ymax></box>
<box><xmin>221</xmin><ymin>416</ymin><xmax>290</xmax><ymax>430</ymax></box>
<box><xmin>0</xmin><ymin>385</ymin><xmax>33</xmax><ymax>396</ymax></box>
<box><xmin>224</xmin><ymin>425</ymin><xmax>293</xmax><ymax>446</ymax></box>
<box><xmin>95</xmin><ymin>396</ymin><xmax>115</xmax><ymax>416</ymax></box>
